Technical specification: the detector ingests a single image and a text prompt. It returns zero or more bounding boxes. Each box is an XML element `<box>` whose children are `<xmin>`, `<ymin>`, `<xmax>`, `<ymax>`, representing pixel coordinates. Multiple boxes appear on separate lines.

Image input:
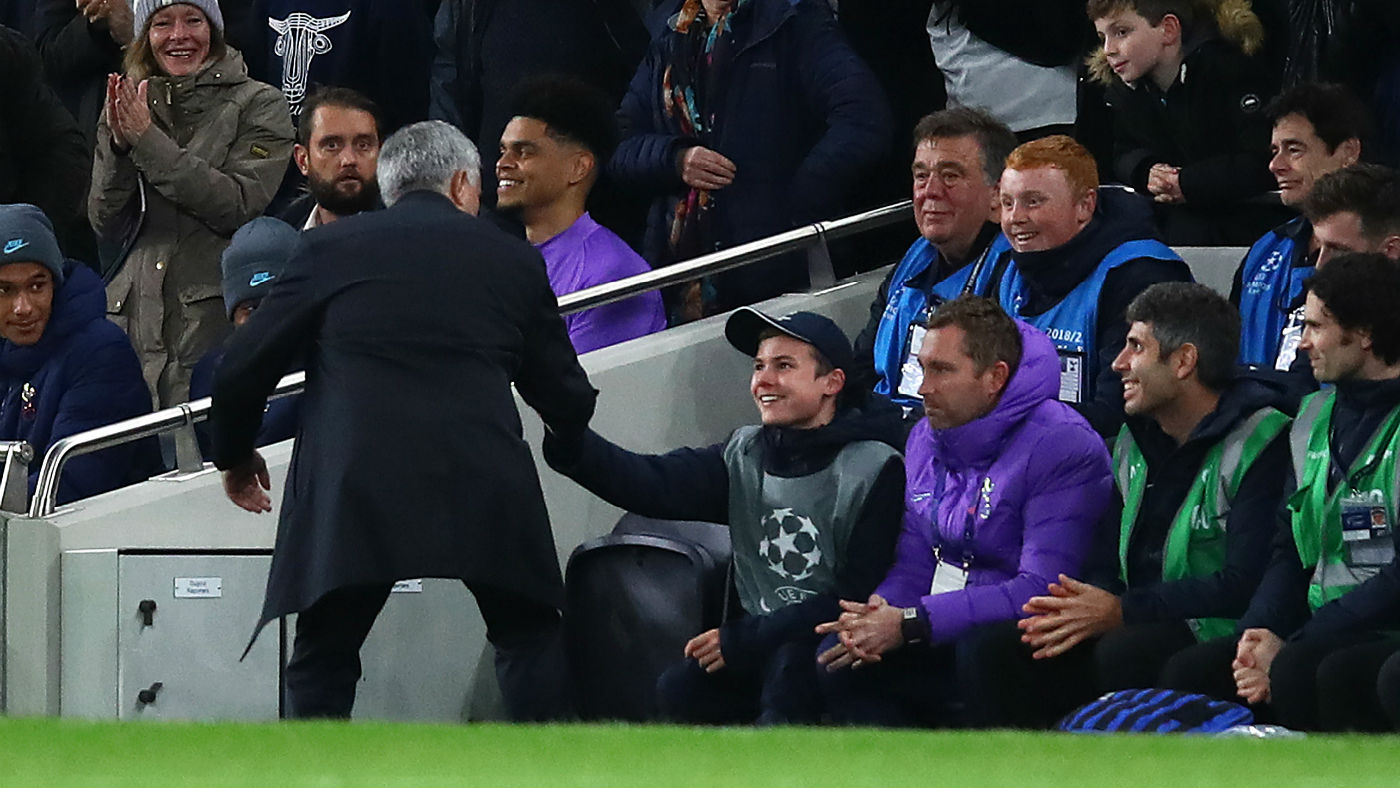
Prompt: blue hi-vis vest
<box><xmin>872</xmin><ymin>234</ymin><xmax>1013</xmax><ymax>409</ymax></box>
<box><xmin>988</xmin><ymin>239</ymin><xmax>1181</xmax><ymax>405</ymax></box>
<box><xmin>1237</xmin><ymin>218</ymin><xmax>1311</xmax><ymax>367</ymax></box>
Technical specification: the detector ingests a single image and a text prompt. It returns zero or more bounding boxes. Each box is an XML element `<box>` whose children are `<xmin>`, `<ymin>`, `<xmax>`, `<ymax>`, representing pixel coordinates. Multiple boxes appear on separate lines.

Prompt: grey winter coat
<box><xmin>89</xmin><ymin>49</ymin><xmax>293</xmax><ymax>407</ymax></box>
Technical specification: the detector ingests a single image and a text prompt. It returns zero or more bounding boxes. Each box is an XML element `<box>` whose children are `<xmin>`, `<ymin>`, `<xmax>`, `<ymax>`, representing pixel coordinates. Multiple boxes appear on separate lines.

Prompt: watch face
<box><xmin>901</xmin><ymin>606</ymin><xmax>926</xmax><ymax>645</ymax></box>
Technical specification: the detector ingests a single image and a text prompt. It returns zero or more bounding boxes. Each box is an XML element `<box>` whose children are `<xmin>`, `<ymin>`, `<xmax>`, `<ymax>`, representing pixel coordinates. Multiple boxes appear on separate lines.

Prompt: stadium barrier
<box><xmin>0</xmin><ymin>197</ymin><xmax>1247</xmax><ymax>722</ymax></box>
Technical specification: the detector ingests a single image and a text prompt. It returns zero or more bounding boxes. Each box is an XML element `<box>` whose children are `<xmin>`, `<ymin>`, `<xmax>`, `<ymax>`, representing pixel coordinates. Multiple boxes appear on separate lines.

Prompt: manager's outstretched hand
<box><xmin>223</xmin><ymin>451</ymin><xmax>272</xmax><ymax>513</ymax></box>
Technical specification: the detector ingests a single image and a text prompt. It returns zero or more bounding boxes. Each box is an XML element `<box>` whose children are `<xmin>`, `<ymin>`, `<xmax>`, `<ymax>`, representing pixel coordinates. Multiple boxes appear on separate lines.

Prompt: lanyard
<box><xmin>1327</xmin><ymin>405</ymin><xmax>1400</xmax><ymax>494</ymax></box>
<box><xmin>930</xmin><ymin>471</ymin><xmax>983</xmax><ymax>569</ymax></box>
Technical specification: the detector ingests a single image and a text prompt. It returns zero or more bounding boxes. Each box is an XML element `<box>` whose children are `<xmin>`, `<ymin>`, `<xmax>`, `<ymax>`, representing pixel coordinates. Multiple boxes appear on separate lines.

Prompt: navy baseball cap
<box><xmin>724</xmin><ymin>307</ymin><xmax>854</xmax><ymax>372</ymax></box>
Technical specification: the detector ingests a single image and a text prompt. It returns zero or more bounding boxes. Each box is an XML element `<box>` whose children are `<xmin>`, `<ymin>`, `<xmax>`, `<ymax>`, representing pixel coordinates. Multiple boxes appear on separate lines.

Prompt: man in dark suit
<box><xmin>209</xmin><ymin>119</ymin><xmax>598</xmax><ymax>720</ymax></box>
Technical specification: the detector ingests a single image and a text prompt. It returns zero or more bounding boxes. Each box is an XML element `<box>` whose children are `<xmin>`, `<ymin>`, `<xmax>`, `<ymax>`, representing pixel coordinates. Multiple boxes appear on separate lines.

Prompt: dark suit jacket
<box><xmin>210</xmin><ymin>190</ymin><xmax>597</xmax><ymax>639</ymax></box>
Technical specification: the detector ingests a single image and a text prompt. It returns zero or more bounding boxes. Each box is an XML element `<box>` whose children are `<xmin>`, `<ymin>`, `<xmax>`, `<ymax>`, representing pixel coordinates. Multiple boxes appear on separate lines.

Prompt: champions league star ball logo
<box><xmin>757</xmin><ymin>507</ymin><xmax>823</xmax><ymax>582</ymax></box>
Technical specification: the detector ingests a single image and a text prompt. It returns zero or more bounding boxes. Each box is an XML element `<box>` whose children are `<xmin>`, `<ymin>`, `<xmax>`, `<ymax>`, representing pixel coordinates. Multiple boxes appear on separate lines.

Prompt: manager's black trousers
<box><xmin>284</xmin><ymin>582</ymin><xmax>570</xmax><ymax>720</ymax></box>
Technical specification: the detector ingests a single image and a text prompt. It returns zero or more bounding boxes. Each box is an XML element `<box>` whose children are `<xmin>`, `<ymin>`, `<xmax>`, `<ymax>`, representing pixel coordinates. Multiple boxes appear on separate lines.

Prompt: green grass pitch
<box><xmin>2</xmin><ymin>719</ymin><xmax>1399</xmax><ymax>787</ymax></box>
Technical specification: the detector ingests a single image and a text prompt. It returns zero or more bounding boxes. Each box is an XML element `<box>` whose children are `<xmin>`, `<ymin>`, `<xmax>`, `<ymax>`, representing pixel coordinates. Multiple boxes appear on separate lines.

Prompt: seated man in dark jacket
<box><xmin>996</xmin><ymin>283</ymin><xmax>1291</xmax><ymax>727</ymax></box>
<box><xmin>0</xmin><ymin>204</ymin><xmax>153</xmax><ymax>504</ymax></box>
<box><xmin>544</xmin><ymin>308</ymin><xmax>904</xmax><ymax>724</ymax></box>
<box><xmin>190</xmin><ymin>217</ymin><xmax>302</xmax><ymax>456</ymax></box>
<box><xmin>1161</xmin><ymin>254</ymin><xmax>1400</xmax><ymax>732</ymax></box>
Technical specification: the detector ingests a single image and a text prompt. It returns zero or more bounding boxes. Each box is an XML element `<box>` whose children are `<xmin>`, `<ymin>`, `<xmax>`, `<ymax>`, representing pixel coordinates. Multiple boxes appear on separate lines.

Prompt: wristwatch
<box><xmin>900</xmin><ymin>606</ymin><xmax>929</xmax><ymax>645</ymax></box>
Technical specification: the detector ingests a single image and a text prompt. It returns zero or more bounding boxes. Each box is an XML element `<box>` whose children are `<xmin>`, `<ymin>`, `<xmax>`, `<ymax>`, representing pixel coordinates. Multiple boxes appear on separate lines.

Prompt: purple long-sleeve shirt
<box><xmin>876</xmin><ymin>321</ymin><xmax>1114</xmax><ymax>644</ymax></box>
<box><xmin>536</xmin><ymin>212</ymin><xmax>667</xmax><ymax>354</ymax></box>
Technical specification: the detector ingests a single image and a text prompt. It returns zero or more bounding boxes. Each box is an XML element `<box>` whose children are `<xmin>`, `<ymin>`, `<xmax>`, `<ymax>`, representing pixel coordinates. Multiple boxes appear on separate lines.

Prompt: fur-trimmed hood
<box><xmin>1087</xmin><ymin>0</ymin><xmax>1265</xmax><ymax>86</ymax></box>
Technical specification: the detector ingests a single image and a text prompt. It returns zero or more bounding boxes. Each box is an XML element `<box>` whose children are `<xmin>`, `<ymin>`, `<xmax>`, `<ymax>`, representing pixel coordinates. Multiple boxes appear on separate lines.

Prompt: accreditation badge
<box><xmin>897</xmin><ymin>322</ymin><xmax>928</xmax><ymax>399</ymax></box>
<box><xmin>1340</xmin><ymin>491</ymin><xmax>1396</xmax><ymax>567</ymax></box>
<box><xmin>930</xmin><ymin>561</ymin><xmax>969</xmax><ymax>595</ymax></box>
<box><xmin>1274</xmin><ymin>307</ymin><xmax>1305</xmax><ymax>372</ymax></box>
<box><xmin>1058</xmin><ymin>351</ymin><xmax>1085</xmax><ymax>404</ymax></box>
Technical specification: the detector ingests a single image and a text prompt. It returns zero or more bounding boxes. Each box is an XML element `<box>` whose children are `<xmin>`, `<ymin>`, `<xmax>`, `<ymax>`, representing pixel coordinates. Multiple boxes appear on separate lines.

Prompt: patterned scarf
<box><xmin>661</xmin><ymin>0</ymin><xmax>750</xmax><ymax>269</ymax></box>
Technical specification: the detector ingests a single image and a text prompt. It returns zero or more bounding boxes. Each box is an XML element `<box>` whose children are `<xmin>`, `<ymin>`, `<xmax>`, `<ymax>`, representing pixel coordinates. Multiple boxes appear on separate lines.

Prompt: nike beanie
<box><xmin>0</xmin><ymin>204</ymin><xmax>65</xmax><ymax>286</ymax></box>
<box><xmin>221</xmin><ymin>217</ymin><xmax>299</xmax><ymax>319</ymax></box>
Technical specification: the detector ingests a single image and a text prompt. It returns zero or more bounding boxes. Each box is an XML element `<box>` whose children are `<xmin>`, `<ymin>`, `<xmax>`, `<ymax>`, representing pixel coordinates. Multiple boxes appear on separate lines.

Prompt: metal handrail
<box><xmin>27</xmin><ymin>199</ymin><xmax>915</xmax><ymax>517</ymax></box>
<box><xmin>28</xmin><ymin>372</ymin><xmax>306</xmax><ymax>518</ymax></box>
<box><xmin>558</xmin><ymin>200</ymin><xmax>912</xmax><ymax>314</ymax></box>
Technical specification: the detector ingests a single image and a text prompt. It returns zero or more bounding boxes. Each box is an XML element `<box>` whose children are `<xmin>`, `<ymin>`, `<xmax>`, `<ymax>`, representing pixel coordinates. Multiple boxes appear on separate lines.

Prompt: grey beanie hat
<box><xmin>221</xmin><ymin>218</ymin><xmax>298</xmax><ymax>319</ymax></box>
<box><xmin>0</xmin><ymin>204</ymin><xmax>65</xmax><ymax>285</ymax></box>
<box><xmin>133</xmin><ymin>0</ymin><xmax>225</xmax><ymax>38</ymax></box>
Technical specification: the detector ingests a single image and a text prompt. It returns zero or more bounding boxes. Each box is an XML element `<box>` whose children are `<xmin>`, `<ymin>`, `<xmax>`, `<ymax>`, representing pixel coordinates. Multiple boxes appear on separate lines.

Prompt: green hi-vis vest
<box><xmin>1289</xmin><ymin>390</ymin><xmax>1400</xmax><ymax>611</ymax></box>
<box><xmin>1114</xmin><ymin>407</ymin><xmax>1290</xmax><ymax>640</ymax></box>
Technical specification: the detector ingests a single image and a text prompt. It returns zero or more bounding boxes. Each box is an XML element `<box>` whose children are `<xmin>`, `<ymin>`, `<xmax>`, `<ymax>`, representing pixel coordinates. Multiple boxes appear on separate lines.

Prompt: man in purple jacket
<box><xmin>496</xmin><ymin>75</ymin><xmax>665</xmax><ymax>354</ymax></box>
<box><xmin>815</xmin><ymin>296</ymin><xmax>1114</xmax><ymax>726</ymax></box>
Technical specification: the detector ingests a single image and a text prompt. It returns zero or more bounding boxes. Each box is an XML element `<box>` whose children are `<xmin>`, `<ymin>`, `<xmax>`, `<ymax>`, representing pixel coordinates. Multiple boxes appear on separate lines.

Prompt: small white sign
<box><xmin>173</xmin><ymin>577</ymin><xmax>222</xmax><ymax>598</ymax></box>
<box><xmin>391</xmin><ymin>579</ymin><xmax>424</xmax><ymax>594</ymax></box>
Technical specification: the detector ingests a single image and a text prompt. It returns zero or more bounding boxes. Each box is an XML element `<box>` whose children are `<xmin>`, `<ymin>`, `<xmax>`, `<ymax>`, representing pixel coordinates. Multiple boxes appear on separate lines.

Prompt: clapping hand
<box><xmin>105</xmin><ymin>73</ymin><xmax>151</xmax><ymax>152</ymax></box>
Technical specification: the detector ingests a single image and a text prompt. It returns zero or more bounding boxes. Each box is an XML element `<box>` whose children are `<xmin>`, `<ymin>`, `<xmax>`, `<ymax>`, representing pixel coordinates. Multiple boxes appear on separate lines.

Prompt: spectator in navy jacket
<box><xmin>609</xmin><ymin>0</ymin><xmax>891</xmax><ymax>320</ymax></box>
<box><xmin>0</xmin><ymin>204</ymin><xmax>154</xmax><ymax>505</ymax></box>
<box><xmin>190</xmin><ymin>217</ymin><xmax>302</xmax><ymax>456</ymax></box>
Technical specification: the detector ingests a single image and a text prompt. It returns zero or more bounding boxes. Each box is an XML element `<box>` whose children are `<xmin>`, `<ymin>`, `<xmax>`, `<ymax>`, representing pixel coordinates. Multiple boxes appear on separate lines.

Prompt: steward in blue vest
<box><xmin>1231</xmin><ymin>216</ymin><xmax>1314</xmax><ymax>371</ymax></box>
<box><xmin>975</xmin><ymin>187</ymin><xmax>1190</xmax><ymax>438</ymax></box>
<box><xmin>851</xmin><ymin>221</ymin><xmax>1005</xmax><ymax>417</ymax></box>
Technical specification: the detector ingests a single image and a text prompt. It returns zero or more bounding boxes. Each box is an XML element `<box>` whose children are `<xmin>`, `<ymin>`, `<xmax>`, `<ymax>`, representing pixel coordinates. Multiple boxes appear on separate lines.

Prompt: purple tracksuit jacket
<box><xmin>876</xmin><ymin>321</ymin><xmax>1114</xmax><ymax>644</ymax></box>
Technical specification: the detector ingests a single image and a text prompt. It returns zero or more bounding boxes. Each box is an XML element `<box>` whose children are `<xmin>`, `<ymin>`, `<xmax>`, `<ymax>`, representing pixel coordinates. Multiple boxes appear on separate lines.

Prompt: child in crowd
<box><xmin>1088</xmin><ymin>0</ymin><xmax>1282</xmax><ymax>245</ymax></box>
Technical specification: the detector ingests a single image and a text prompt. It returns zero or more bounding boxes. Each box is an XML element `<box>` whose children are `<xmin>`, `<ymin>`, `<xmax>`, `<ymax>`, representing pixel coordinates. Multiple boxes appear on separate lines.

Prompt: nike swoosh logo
<box><xmin>249</xmin><ymin>272</ymin><xmax>274</xmax><ymax>287</ymax></box>
<box><xmin>3</xmin><ymin>239</ymin><xmax>29</xmax><ymax>255</ymax></box>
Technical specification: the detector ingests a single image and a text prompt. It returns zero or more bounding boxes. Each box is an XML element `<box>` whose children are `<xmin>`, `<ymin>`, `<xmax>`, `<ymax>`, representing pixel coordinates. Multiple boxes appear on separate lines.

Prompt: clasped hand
<box><xmin>1147</xmin><ymin>163</ymin><xmax>1184</xmax><ymax>204</ymax></box>
<box><xmin>1232</xmin><ymin>627</ymin><xmax>1282</xmax><ymax>704</ymax></box>
<box><xmin>1018</xmin><ymin>574</ymin><xmax>1123</xmax><ymax>659</ymax></box>
<box><xmin>814</xmin><ymin>594</ymin><xmax>904</xmax><ymax>671</ymax></box>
